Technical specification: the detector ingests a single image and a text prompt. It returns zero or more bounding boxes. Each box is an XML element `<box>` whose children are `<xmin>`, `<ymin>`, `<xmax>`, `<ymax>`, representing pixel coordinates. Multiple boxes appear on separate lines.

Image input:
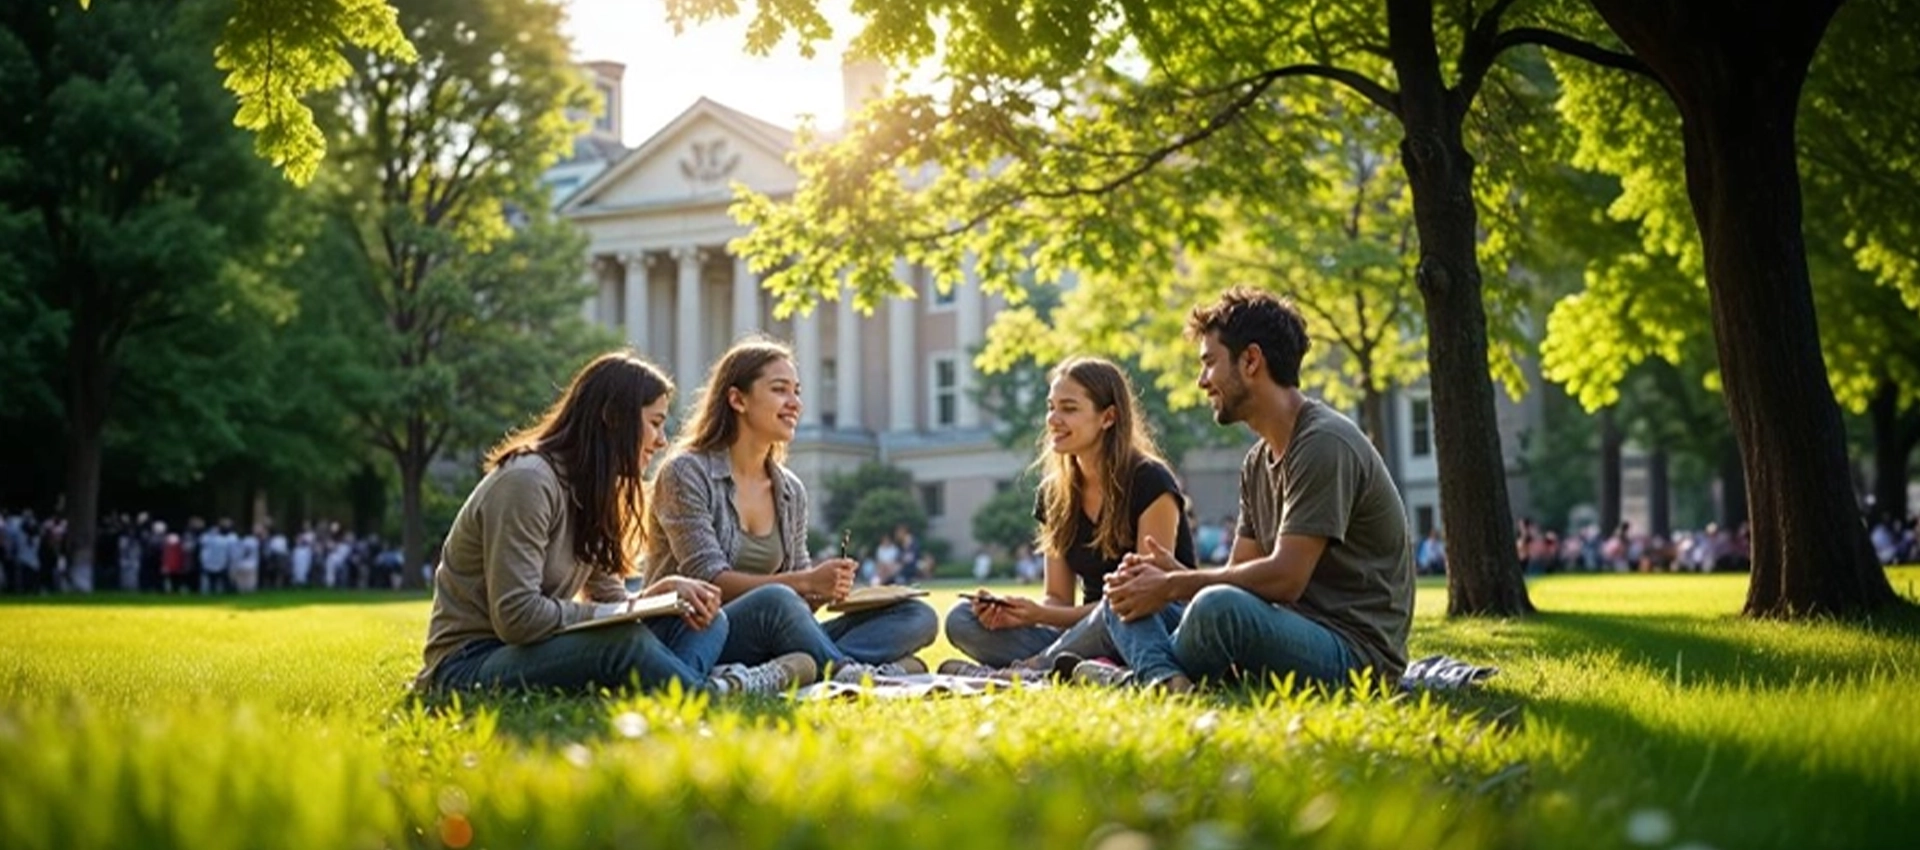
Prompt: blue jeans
<box><xmin>943</xmin><ymin>601</ymin><xmax>1125</xmax><ymax>667</ymax></box>
<box><xmin>432</xmin><ymin>614</ymin><xmax>729</xmax><ymax>693</ymax></box>
<box><xmin>1105</xmin><ymin>585</ymin><xmax>1357</xmax><ymax>688</ymax></box>
<box><xmin>720</xmin><ymin>584</ymin><xmax>939</xmax><ymax>666</ymax></box>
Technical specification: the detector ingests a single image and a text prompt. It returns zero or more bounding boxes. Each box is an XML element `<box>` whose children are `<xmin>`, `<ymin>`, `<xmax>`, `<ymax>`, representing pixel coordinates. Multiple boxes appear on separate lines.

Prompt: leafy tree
<box><xmin>320</xmin><ymin>0</ymin><xmax>613</xmax><ymax>581</ymax></box>
<box><xmin>972</xmin><ymin>481</ymin><xmax>1039</xmax><ymax>556</ymax></box>
<box><xmin>1178</xmin><ymin>107</ymin><xmax>1430</xmax><ymax>457</ymax></box>
<box><xmin>1550</xmin><ymin>0</ymin><xmax>1906</xmax><ymax>615</ymax></box>
<box><xmin>844</xmin><ymin>489</ymin><xmax>928</xmax><ymax>557</ymax></box>
<box><xmin>670</xmin><ymin>0</ymin><xmax>1681</xmax><ymax>616</ymax></box>
<box><xmin>975</xmin><ymin>101</ymin><xmax>1432</xmax><ymax>461</ymax></box>
<box><xmin>0</xmin><ymin>0</ymin><xmax>292</xmax><ymax>581</ymax></box>
<box><xmin>821</xmin><ymin>462</ymin><xmax>915</xmax><ymax>532</ymax></box>
<box><xmin>971</xmin><ymin>283</ymin><xmax>1236</xmax><ymax>467</ymax></box>
<box><xmin>72</xmin><ymin>0</ymin><xmax>418</xmax><ymax>186</ymax></box>
<box><xmin>1796</xmin><ymin>1</ymin><xmax>1920</xmax><ymax>522</ymax></box>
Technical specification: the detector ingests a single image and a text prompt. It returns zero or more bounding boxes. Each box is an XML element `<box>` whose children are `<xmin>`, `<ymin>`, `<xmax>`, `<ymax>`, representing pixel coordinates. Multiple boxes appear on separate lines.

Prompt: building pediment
<box><xmin>560</xmin><ymin>98</ymin><xmax>798</xmax><ymax>217</ymax></box>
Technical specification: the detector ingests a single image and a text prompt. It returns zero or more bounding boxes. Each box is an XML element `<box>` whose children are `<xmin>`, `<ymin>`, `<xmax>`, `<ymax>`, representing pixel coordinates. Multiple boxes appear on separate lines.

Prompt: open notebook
<box><xmin>825</xmin><ymin>585</ymin><xmax>929</xmax><ymax>614</ymax></box>
<box><xmin>557</xmin><ymin>591</ymin><xmax>687</xmax><ymax>633</ymax></box>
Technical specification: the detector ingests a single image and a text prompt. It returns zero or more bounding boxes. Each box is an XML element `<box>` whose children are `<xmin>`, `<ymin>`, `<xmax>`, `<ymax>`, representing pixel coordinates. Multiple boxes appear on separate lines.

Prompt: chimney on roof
<box><xmin>581</xmin><ymin>61</ymin><xmax>626</xmax><ymax>143</ymax></box>
<box><xmin>841</xmin><ymin>53</ymin><xmax>887</xmax><ymax>123</ymax></box>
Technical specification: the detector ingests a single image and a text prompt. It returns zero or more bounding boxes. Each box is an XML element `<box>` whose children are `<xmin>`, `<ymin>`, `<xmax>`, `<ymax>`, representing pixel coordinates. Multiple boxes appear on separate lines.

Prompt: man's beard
<box><xmin>1212</xmin><ymin>380</ymin><xmax>1249</xmax><ymax>425</ymax></box>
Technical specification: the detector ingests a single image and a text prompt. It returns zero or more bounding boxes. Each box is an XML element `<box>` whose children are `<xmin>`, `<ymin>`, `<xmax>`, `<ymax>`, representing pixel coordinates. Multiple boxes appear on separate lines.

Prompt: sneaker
<box><xmin>936</xmin><ymin>658</ymin><xmax>1040</xmax><ymax>682</ymax></box>
<box><xmin>1071</xmin><ymin>658</ymin><xmax>1136</xmax><ymax>688</ymax></box>
<box><xmin>830</xmin><ymin>655</ymin><xmax>928</xmax><ymax>684</ymax></box>
<box><xmin>933</xmin><ymin>663</ymin><xmax>1036</xmax><ymax>683</ymax></box>
<box><xmin>709</xmin><ymin>651</ymin><xmax>818</xmax><ymax>696</ymax></box>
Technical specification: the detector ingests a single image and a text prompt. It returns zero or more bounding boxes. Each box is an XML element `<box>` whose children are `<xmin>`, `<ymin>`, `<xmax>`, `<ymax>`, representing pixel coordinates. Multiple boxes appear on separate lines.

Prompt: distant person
<box><xmin>972</xmin><ymin>548</ymin><xmax>994</xmax><ymax>582</ymax></box>
<box><xmin>1416</xmin><ymin>528</ymin><xmax>1447</xmax><ymax>575</ymax></box>
<box><xmin>1013</xmin><ymin>544</ymin><xmax>1042</xmax><ymax>583</ymax></box>
<box><xmin>871</xmin><ymin>534</ymin><xmax>902</xmax><ymax>586</ymax></box>
<box><xmin>893</xmin><ymin>525</ymin><xmax>925</xmax><ymax>584</ymax></box>
<box><xmin>647</xmin><ymin>338</ymin><xmax>936</xmax><ymax>681</ymax></box>
<box><xmin>417</xmin><ymin>351</ymin><xmax>793</xmax><ymax>697</ymax></box>
<box><xmin>943</xmin><ymin>357</ymin><xmax>1195</xmax><ymax>679</ymax></box>
<box><xmin>1088</xmin><ymin>287</ymin><xmax>1415</xmax><ymax>692</ymax></box>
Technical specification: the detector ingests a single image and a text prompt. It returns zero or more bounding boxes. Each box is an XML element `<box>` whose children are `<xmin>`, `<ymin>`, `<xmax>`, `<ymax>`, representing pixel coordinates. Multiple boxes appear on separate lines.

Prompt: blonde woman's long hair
<box><xmin>671</xmin><ymin>337</ymin><xmax>794</xmax><ymax>467</ymax></box>
<box><xmin>485</xmin><ymin>350</ymin><xmax>674</xmax><ymax>576</ymax></box>
<box><xmin>1034</xmin><ymin>357</ymin><xmax>1171</xmax><ymax>561</ymax></box>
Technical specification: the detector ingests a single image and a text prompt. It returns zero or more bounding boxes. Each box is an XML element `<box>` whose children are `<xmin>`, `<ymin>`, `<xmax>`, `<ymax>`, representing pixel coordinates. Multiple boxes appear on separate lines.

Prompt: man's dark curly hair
<box><xmin>1185</xmin><ymin>286</ymin><xmax>1311</xmax><ymax>388</ymax></box>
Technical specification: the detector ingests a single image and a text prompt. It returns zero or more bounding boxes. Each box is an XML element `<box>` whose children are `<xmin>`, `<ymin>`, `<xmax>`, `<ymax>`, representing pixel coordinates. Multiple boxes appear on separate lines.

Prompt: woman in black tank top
<box><xmin>940</xmin><ymin>357</ymin><xmax>1195</xmax><ymax>677</ymax></box>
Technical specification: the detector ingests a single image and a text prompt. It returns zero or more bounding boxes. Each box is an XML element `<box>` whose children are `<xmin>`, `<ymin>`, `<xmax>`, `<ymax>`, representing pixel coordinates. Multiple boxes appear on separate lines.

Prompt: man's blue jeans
<box><xmin>433</xmin><ymin>614</ymin><xmax>729</xmax><ymax>693</ymax></box>
<box><xmin>944</xmin><ymin>600</ymin><xmax>1173</xmax><ymax>668</ymax></box>
<box><xmin>720</xmin><ymin>584</ymin><xmax>938</xmax><ymax>666</ymax></box>
<box><xmin>1104</xmin><ymin>585</ymin><xmax>1357</xmax><ymax>688</ymax></box>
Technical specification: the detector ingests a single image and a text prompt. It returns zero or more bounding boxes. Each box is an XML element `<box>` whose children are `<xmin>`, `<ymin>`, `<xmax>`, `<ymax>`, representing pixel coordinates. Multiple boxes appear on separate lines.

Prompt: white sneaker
<box><xmin>936</xmin><ymin>659</ymin><xmax>1042</xmax><ymax>682</ymax></box>
<box><xmin>708</xmin><ymin>652</ymin><xmax>818</xmax><ymax>696</ymax></box>
<box><xmin>830</xmin><ymin>655</ymin><xmax>928</xmax><ymax>684</ymax></box>
<box><xmin>1071</xmin><ymin>658</ymin><xmax>1136</xmax><ymax>688</ymax></box>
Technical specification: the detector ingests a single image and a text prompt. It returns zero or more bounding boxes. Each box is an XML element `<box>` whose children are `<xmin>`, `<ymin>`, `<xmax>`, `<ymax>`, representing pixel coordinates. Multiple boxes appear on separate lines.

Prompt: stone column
<box><xmin>620</xmin><ymin>252</ymin><xmax>649</xmax><ymax>357</ymax></box>
<box><xmin>888</xmin><ymin>258</ymin><xmax>917</xmax><ymax>432</ymax></box>
<box><xmin>794</xmin><ymin>304</ymin><xmax>822</xmax><ymax>427</ymax></box>
<box><xmin>732</xmin><ymin>254</ymin><xmax>760</xmax><ymax>341</ymax></box>
<box><xmin>581</xmin><ymin>258</ymin><xmax>600</xmax><ymax>324</ymax></box>
<box><xmin>956</xmin><ymin>267</ymin><xmax>984</xmax><ymax>429</ymax></box>
<box><xmin>834</xmin><ymin>284</ymin><xmax>861</xmax><ymax>431</ymax></box>
<box><xmin>673</xmin><ymin>246</ymin><xmax>704</xmax><ymax>396</ymax></box>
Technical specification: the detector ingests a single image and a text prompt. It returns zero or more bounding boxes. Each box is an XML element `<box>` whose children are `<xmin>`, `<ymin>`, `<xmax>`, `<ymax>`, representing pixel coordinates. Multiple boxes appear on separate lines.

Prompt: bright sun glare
<box><xmin>562</xmin><ymin>0</ymin><xmax>861</xmax><ymax>143</ymax></box>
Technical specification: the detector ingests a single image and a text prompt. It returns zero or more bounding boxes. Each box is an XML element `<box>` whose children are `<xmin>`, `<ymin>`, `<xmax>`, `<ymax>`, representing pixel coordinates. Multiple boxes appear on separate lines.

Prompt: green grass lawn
<box><xmin>3</xmin><ymin>570</ymin><xmax>1918</xmax><ymax>849</ymax></box>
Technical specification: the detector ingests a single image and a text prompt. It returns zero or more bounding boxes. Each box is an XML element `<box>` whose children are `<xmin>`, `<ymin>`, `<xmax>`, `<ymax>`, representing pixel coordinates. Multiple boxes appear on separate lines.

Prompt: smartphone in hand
<box><xmin>960</xmin><ymin>591</ymin><xmax>1010</xmax><ymax>607</ymax></box>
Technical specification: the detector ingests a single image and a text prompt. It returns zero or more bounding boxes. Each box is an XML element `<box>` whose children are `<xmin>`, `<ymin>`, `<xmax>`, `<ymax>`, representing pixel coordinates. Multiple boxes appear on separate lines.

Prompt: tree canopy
<box><xmin>316</xmin><ymin>0</ymin><xmax>613</xmax><ymax>579</ymax></box>
<box><xmin>1</xmin><ymin>0</ymin><xmax>315</xmax><ymax>579</ymax></box>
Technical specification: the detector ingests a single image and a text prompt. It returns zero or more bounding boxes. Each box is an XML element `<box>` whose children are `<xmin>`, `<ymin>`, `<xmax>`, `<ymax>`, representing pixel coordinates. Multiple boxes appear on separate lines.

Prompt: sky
<box><xmin>561</xmin><ymin>0</ymin><xmax>860</xmax><ymax>146</ymax></box>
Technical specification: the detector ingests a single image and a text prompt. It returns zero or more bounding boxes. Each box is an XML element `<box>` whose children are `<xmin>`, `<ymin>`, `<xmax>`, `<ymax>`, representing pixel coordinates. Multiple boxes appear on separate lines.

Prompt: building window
<box><xmin>821</xmin><ymin>359</ymin><xmax>838</xmax><ymax>430</ymax></box>
<box><xmin>922</xmin><ymin>266</ymin><xmax>956</xmax><ymax>311</ymax></box>
<box><xmin>594</xmin><ymin>82</ymin><xmax>616</xmax><ymax>132</ymax></box>
<box><xmin>919</xmin><ymin>483</ymin><xmax>946</xmax><ymax>518</ymax></box>
<box><xmin>1411</xmin><ymin>396</ymin><xmax>1433</xmax><ymax>458</ymax></box>
<box><xmin>1415</xmin><ymin>505</ymin><xmax>1436</xmax><ymax>537</ymax></box>
<box><xmin>930</xmin><ymin>355</ymin><xmax>958</xmax><ymax>428</ymax></box>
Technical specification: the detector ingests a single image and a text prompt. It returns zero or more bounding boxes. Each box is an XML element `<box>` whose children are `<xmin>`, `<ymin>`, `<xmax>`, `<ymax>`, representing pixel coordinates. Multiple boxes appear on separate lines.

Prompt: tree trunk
<box><xmin>1648</xmin><ymin>444</ymin><xmax>1671</xmax><ymax>538</ymax></box>
<box><xmin>1388</xmin><ymin>0</ymin><xmax>1532</xmax><ymax>617</ymax></box>
<box><xmin>1599</xmin><ymin>406</ymin><xmax>1623</xmax><ymax>535</ymax></box>
<box><xmin>399</xmin><ymin>422</ymin><xmax>428</xmax><ymax>590</ymax></box>
<box><xmin>62</xmin><ymin>333</ymin><xmax>108</xmax><ymax>595</ymax></box>
<box><xmin>1360</xmin><ymin>387</ymin><xmax>1390</xmax><ymax>465</ymax></box>
<box><xmin>1718</xmin><ymin>436</ymin><xmax>1748</xmax><ymax>529</ymax></box>
<box><xmin>1868</xmin><ymin>376</ymin><xmax>1915</xmax><ymax>522</ymax></box>
<box><xmin>1589</xmin><ymin>0</ymin><xmax>1897</xmax><ymax>617</ymax></box>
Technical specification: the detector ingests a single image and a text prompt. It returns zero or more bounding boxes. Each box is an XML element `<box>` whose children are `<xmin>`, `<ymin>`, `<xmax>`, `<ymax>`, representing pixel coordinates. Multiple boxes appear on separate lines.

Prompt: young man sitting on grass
<box><xmin>1085</xmin><ymin>287</ymin><xmax>1416</xmax><ymax>692</ymax></box>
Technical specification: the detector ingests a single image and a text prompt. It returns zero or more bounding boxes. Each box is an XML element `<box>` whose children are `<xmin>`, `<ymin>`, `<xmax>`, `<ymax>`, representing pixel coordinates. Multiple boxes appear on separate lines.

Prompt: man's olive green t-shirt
<box><xmin>1236</xmin><ymin>400</ymin><xmax>1415</xmax><ymax>679</ymax></box>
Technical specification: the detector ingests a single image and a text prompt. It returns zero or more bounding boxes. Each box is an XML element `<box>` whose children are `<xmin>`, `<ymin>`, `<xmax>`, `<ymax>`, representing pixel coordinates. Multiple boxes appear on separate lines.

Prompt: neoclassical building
<box><xmin>549</xmin><ymin>62</ymin><xmax>1546</xmax><ymax>554</ymax></box>
<box><xmin>550</xmin><ymin>62</ymin><xmax>1051</xmax><ymax>552</ymax></box>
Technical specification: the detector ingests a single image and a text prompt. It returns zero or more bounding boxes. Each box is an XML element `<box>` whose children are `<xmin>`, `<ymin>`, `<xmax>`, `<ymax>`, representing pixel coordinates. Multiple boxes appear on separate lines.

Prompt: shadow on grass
<box><xmin>1522</xmin><ymin>605</ymin><xmax>1920</xmax><ymax>690</ymax></box>
<box><xmin>0</xmin><ymin>589</ymin><xmax>432</xmax><ymax>609</ymax></box>
<box><xmin>1521</xmin><ymin>690</ymin><xmax>1920</xmax><ymax>849</ymax></box>
<box><xmin>405</xmin><ymin>683</ymin><xmax>802</xmax><ymax>746</ymax></box>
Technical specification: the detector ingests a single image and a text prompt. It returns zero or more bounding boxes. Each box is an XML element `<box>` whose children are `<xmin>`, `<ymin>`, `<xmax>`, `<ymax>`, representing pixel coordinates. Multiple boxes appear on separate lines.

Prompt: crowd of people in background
<box><xmin>1508</xmin><ymin>512</ymin><xmax>1920</xmax><ymax>575</ymax></box>
<box><xmin>0</xmin><ymin>508</ymin><xmax>431</xmax><ymax>595</ymax></box>
<box><xmin>3</xmin><ymin>503</ymin><xmax>1914</xmax><ymax>595</ymax></box>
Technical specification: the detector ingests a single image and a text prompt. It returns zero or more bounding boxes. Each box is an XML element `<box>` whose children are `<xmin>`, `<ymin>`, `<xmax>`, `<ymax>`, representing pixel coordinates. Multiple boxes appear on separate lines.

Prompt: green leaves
<box><xmin>214</xmin><ymin>0</ymin><xmax>416</xmax><ymax>185</ymax></box>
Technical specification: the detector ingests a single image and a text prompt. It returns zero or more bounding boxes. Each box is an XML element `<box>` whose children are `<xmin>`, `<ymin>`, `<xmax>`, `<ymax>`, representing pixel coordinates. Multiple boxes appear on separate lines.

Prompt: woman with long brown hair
<box><xmin>417</xmin><ymin>351</ymin><xmax>813</xmax><ymax>696</ymax></box>
<box><xmin>647</xmin><ymin>338</ymin><xmax>937</xmax><ymax>680</ymax></box>
<box><xmin>941</xmin><ymin>356</ymin><xmax>1195</xmax><ymax>678</ymax></box>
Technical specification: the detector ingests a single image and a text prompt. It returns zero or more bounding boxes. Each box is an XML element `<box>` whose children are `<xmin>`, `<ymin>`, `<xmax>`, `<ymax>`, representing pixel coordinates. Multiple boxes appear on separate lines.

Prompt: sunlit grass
<box><xmin>2</xmin><ymin>571</ymin><xmax>1916</xmax><ymax>849</ymax></box>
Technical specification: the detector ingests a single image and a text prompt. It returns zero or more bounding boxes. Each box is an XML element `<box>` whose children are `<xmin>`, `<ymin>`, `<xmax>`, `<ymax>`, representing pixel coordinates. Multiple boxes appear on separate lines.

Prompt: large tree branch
<box><xmin>906</xmin><ymin>64</ymin><xmax>1396</xmax><ymax>245</ymax></box>
<box><xmin>1453</xmin><ymin>0</ymin><xmax>1522</xmax><ymax>109</ymax></box>
<box><xmin>1493</xmin><ymin>27</ymin><xmax>1659</xmax><ymax>82</ymax></box>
